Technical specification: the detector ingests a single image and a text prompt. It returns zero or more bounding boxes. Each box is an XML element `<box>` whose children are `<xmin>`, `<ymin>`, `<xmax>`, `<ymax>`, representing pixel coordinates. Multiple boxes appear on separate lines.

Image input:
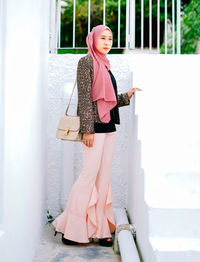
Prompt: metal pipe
<box><xmin>118</xmin><ymin>0</ymin><xmax>121</xmax><ymax>48</ymax></box>
<box><xmin>88</xmin><ymin>0</ymin><xmax>91</xmax><ymax>33</ymax></box>
<box><xmin>141</xmin><ymin>0</ymin><xmax>144</xmax><ymax>50</ymax></box>
<box><xmin>149</xmin><ymin>0</ymin><xmax>152</xmax><ymax>51</ymax></box>
<box><xmin>73</xmin><ymin>0</ymin><xmax>76</xmax><ymax>48</ymax></box>
<box><xmin>114</xmin><ymin>208</ymin><xmax>140</xmax><ymax>262</ymax></box>
<box><xmin>54</xmin><ymin>47</ymin><xmax>126</xmax><ymax>50</ymax></box>
<box><xmin>132</xmin><ymin>0</ymin><xmax>136</xmax><ymax>49</ymax></box>
<box><xmin>172</xmin><ymin>0</ymin><xmax>175</xmax><ymax>54</ymax></box>
<box><xmin>157</xmin><ymin>0</ymin><xmax>160</xmax><ymax>53</ymax></box>
<box><xmin>165</xmin><ymin>0</ymin><xmax>167</xmax><ymax>54</ymax></box>
<box><xmin>129</xmin><ymin>0</ymin><xmax>135</xmax><ymax>49</ymax></box>
<box><xmin>126</xmin><ymin>0</ymin><xmax>130</xmax><ymax>49</ymax></box>
<box><xmin>56</xmin><ymin>0</ymin><xmax>61</xmax><ymax>49</ymax></box>
<box><xmin>177</xmin><ymin>0</ymin><xmax>181</xmax><ymax>54</ymax></box>
<box><xmin>49</xmin><ymin>0</ymin><xmax>57</xmax><ymax>53</ymax></box>
<box><xmin>103</xmin><ymin>0</ymin><xmax>106</xmax><ymax>25</ymax></box>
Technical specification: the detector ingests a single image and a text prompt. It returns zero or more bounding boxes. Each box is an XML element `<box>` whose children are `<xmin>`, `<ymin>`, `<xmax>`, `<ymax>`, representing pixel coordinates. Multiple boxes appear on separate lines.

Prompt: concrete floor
<box><xmin>33</xmin><ymin>223</ymin><xmax>121</xmax><ymax>262</ymax></box>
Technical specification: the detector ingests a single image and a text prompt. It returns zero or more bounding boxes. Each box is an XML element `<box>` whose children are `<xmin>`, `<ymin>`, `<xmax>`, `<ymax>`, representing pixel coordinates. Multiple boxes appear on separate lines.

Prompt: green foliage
<box><xmin>160</xmin><ymin>0</ymin><xmax>200</xmax><ymax>54</ymax></box>
<box><xmin>135</xmin><ymin>0</ymin><xmax>175</xmax><ymax>47</ymax></box>
<box><xmin>59</xmin><ymin>0</ymin><xmax>194</xmax><ymax>54</ymax></box>
<box><xmin>60</xmin><ymin>0</ymin><xmax>126</xmax><ymax>49</ymax></box>
<box><xmin>181</xmin><ymin>0</ymin><xmax>200</xmax><ymax>53</ymax></box>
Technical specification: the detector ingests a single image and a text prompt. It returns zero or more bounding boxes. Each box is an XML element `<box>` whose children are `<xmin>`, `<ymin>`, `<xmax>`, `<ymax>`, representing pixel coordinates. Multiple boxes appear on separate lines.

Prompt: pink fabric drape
<box><xmin>86</xmin><ymin>25</ymin><xmax>117</xmax><ymax>123</ymax></box>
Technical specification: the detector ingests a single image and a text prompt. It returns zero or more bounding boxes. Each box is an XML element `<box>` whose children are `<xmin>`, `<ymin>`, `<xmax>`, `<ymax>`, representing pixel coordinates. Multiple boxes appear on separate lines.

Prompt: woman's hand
<box><xmin>128</xmin><ymin>87</ymin><xmax>142</xmax><ymax>99</ymax></box>
<box><xmin>83</xmin><ymin>133</ymin><xmax>94</xmax><ymax>147</ymax></box>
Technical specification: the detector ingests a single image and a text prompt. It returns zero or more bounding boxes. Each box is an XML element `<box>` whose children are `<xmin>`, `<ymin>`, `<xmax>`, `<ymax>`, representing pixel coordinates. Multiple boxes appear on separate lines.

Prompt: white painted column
<box><xmin>0</xmin><ymin>1</ymin><xmax>49</xmax><ymax>261</ymax></box>
<box><xmin>49</xmin><ymin>0</ymin><xmax>57</xmax><ymax>53</ymax></box>
<box><xmin>0</xmin><ymin>0</ymin><xmax>6</xmax><ymax>228</ymax></box>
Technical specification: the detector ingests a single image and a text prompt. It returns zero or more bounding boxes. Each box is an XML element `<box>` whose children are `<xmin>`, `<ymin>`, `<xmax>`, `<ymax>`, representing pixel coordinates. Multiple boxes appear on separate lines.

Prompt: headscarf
<box><xmin>86</xmin><ymin>25</ymin><xmax>117</xmax><ymax>123</ymax></box>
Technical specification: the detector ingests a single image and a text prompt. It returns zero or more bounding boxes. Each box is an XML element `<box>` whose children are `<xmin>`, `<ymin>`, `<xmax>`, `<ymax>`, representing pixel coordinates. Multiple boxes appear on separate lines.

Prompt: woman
<box><xmin>52</xmin><ymin>25</ymin><xmax>141</xmax><ymax>247</ymax></box>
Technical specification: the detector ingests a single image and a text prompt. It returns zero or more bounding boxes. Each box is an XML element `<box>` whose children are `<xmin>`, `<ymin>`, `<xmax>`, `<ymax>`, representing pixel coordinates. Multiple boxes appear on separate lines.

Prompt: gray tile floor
<box><xmin>33</xmin><ymin>223</ymin><xmax>121</xmax><ymax>262</ymax></box>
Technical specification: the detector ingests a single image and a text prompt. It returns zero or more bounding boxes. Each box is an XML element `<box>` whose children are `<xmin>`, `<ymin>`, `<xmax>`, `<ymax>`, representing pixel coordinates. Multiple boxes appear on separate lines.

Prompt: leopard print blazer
<box><xmin>76</xmin><ymin>54</ymin><xmax>130</xmax><ymax>134</ymax></box>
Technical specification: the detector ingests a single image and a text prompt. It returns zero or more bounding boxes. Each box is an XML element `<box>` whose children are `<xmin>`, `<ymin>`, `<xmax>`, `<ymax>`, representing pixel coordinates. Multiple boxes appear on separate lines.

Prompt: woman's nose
<box><xmin>104</xmin><ymin>39</ymin><xmax>109</xmax><ymax>45</ymax></box>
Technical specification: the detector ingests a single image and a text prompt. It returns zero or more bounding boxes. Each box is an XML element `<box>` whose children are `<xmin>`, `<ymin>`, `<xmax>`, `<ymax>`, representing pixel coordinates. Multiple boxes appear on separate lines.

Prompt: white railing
<box><xmin>49</xmin><ymin>0</ymin><xmax>181</xmax><ymax>54</ymax></box>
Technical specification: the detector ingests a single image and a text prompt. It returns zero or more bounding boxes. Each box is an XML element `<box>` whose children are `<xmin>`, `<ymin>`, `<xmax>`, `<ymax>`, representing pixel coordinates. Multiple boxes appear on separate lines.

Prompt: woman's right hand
<box><xmin>83</xmin><ymin>133</ymin><xmax>94</xmax><ymax>147</ymax></box>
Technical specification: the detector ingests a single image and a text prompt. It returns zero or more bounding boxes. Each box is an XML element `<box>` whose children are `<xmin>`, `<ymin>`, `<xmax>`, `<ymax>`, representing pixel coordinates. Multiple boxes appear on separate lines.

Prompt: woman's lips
<box><xmin>103</xmin><ymin>47</ymin><xmax>109</xmax><ymax>50</ymax></box>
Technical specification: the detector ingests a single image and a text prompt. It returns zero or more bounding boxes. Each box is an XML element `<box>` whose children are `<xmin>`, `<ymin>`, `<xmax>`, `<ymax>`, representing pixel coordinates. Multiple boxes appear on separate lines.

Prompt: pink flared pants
<box><xmin>52</xmin><ymin>131</ymin><xmax>117</xmax><ymax>243</ymax></box>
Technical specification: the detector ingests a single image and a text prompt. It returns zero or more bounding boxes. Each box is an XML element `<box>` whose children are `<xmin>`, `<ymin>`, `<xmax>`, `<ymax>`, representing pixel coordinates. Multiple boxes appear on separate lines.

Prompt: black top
<box><xmin>94</xmin><ymin>70</ymin><xmax>117</xmax><ymax>133</ymax></box>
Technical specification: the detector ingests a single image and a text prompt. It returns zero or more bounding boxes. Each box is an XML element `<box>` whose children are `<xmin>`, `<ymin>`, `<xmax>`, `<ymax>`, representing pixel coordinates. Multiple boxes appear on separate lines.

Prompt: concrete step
<box><xmin>145</xmin><ymin>172</ymin><xmax>200</xmax><ymax>238</ymax></box>
<box><xmin>33</xmin><ymin>223</ymin><xmax>121</xmax><ymax>262</ymax></box>
<box><xmin>149</xmin><ymin>237</ymin><xmax>200</xmax><ymax>262</ymax></box>
<box><xmin>148</xmin><ymin>207</ymin><xmax>200</xmax><ymax>238</ymax></box>
<box><xmin>146</xmin><ymin>172</ymin><xmax>200</xmax><ymax>209</ymax></box>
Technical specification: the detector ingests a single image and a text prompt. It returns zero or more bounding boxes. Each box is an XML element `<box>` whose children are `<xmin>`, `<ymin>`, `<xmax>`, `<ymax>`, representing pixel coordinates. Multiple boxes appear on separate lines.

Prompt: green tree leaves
<box><xmin>59</xmin><ymin>0</ymin><xmax>198</xmax><ymax>54</ymax></box>
<box><xmin>160</xmin><ymin>0</ymin><xmax>200</xmax><ymax>54</ymax></box>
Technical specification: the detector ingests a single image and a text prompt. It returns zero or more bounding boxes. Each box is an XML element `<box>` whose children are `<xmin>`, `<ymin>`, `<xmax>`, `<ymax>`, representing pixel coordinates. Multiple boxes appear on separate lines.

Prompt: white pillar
<box><xmin>0</xmin><ymin>1</ymin><xmax>49</xmax><ymax>261</ymax></box>
<box><xmin>49</xmin><ymin>0</ymin><xmax>57</xmax><ymax>53</ymax></box>
<box><xmin>0</xmin><ymin>0</ymin><xmax>6</xmax><ymax>226</ymax></box>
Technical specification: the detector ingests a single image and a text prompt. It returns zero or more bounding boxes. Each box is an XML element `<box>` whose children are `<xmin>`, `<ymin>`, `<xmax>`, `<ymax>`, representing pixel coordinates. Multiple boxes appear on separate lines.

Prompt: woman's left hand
<box><xmin>128</xmin><ymin>87</ymin><xmax>142</xmax><ymax>99</ymax></box>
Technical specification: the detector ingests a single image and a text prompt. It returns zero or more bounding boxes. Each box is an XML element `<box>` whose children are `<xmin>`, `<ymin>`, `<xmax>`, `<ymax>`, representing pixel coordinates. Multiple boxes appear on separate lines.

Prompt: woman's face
<box><xmin>96</xmin><ymin>29</ymin><xmax>113</xmax><ymax>54</ymax></box>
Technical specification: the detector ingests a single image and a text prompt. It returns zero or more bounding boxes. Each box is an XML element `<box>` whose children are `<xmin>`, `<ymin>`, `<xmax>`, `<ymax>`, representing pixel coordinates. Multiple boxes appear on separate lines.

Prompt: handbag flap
<box><xmin>57</xmin><ymin>115</ymin><xmax>80</xmax><ymax>132</ymax></box>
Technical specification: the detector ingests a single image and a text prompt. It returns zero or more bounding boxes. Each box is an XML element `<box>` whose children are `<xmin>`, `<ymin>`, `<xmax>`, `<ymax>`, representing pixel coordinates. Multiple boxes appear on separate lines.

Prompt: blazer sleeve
<box><xmin>117</xmin><ymin>92</ymin><xmax>130</xmax><ymax>107</ymax></box>
<box><xmin>77</xmin><ymin>57</ymin><xmax>95</xmax><ymax>134</ymax></box>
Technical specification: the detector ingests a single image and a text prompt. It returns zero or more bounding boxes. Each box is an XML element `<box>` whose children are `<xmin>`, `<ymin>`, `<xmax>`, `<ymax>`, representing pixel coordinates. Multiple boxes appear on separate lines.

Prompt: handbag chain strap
<box><xmin>65</xmin><ymin>77</ymin><xmax>77</xmax><ymax>116</ymax></box>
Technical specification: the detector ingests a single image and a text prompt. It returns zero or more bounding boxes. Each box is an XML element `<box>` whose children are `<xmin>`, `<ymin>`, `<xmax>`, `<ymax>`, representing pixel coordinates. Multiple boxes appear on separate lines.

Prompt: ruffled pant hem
<box><xmin>52</xmin><ymin>183</ymin><xmax>116</xmax><ymax>243</ymax></box>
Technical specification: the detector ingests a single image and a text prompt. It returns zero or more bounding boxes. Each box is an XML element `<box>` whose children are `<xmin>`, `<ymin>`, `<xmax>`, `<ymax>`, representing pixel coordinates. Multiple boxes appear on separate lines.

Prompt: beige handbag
<box><xmin>56</xmin><ymin>78</ymin><xmax>83</xmax><ymax>142</ymax></box>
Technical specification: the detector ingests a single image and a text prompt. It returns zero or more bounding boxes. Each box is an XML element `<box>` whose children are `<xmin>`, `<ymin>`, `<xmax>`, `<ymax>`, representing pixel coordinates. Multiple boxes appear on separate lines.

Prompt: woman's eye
<box><xmin>100</xmin><ymin>37</ymin><xmax>112</xmax><ymax>41</ymax></box>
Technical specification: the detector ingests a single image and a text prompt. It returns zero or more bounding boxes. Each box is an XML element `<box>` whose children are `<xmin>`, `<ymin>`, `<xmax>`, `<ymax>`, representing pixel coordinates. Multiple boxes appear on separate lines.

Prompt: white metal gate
<box><xmin>49</xmin><ymin>0</ymin><xmax>181</xmax><ymax>54</ymax></box>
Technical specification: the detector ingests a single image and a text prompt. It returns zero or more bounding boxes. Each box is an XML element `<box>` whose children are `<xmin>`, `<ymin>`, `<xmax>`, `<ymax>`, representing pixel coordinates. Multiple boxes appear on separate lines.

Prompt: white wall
<box><xmin>127</xmin><ymin>54</ymin><xmax>200</xmax><ymax>262</ymax></box>
<box><xmin>0</xmin><ymin>1</ymin><xmax>49</xmax><ymax>261</ymax></box>
<box><xmin>0</xmin><ymin>0</ymin><xmax>6</xmax><ymax>227</ymax></box>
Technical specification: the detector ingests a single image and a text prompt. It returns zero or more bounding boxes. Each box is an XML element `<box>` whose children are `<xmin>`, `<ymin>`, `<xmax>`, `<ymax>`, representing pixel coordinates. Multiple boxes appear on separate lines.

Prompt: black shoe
<box><xmin>98</xmin><ymin>237</ymin><xmax>113</xmax><ymax>247</ymax></box>
<box><xmin>89</xmin><ymin>238</ymin><xmax>94</xmax><ymax>243</ymax></box>
<box><xmin>62</xmin><ymin>234</ymin><xmax>78</xmax><ymax>245</ymax></box>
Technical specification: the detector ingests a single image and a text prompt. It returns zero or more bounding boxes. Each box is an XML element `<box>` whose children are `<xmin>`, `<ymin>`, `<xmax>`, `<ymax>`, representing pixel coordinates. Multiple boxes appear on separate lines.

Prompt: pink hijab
<box><xmin>86</xmin><ymin>25</ymin><xmax>117</xmax><ymax>123</ymax></box>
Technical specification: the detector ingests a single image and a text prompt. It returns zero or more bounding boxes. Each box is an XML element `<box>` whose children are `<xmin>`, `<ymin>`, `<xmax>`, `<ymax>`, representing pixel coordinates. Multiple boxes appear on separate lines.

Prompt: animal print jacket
<box><xmin>76</xmin><ymin>54</ymin><xmax>130</xmax><ymax>134</ymax></box>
